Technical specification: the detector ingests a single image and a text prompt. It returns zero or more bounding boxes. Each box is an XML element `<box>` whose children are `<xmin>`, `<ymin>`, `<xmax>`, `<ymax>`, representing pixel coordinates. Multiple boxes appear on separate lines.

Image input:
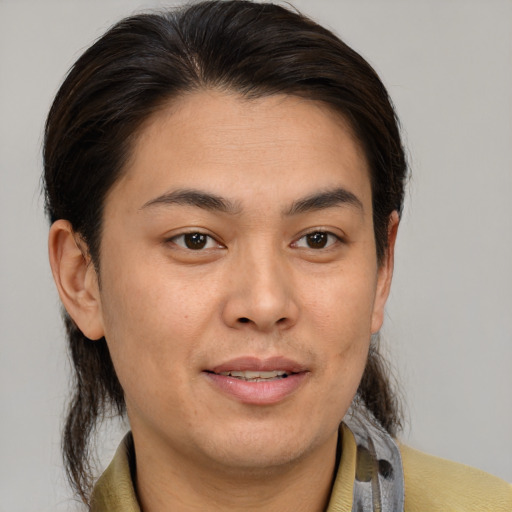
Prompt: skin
<box><xmin>49</xmin><ymin>90</ymin><xmax>398</xmax><ymax>511</ymax></box>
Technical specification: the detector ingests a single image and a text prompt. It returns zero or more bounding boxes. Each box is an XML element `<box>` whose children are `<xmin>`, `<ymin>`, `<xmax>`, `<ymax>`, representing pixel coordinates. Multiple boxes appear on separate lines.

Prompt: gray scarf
<box><xmin>343</xmin><ymin>405</ymin><xmax>405</xmax><ymax>512</ymax></box>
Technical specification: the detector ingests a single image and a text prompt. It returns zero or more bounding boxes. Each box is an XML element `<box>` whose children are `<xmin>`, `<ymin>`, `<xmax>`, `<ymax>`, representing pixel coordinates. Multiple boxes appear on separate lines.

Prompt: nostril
<box><xmin>234</xmin><ymin>316</ymin><xmax>291</xmax><ymax>327</ymax></box>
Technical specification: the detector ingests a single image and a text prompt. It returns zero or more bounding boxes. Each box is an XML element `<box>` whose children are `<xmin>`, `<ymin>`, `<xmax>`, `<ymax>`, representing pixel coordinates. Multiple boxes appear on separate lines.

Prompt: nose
<box><xmin>221</xmin><ymin>249</ymin><xmax>299</xmax><ymax>333</ymax></box>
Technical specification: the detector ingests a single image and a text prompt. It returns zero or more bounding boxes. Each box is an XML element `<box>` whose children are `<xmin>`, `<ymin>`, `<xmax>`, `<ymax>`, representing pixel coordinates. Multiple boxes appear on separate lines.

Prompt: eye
<box><xmin>293</xmin><ymin>231</ymin><xmax>340</xmax><ymax>250</ymax></box>
<box><xmin>170</xmin><ymin>232</ymin><xmax>221</xmax><ymax>250</ymax></box>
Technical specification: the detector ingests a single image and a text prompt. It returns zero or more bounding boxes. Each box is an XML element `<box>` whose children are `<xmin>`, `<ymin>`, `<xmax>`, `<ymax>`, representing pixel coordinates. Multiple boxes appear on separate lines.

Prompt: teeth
<box><xmin>218</xmin><ymin>370</ymin><xmax>289</xmax><ymax>380</ymax></box>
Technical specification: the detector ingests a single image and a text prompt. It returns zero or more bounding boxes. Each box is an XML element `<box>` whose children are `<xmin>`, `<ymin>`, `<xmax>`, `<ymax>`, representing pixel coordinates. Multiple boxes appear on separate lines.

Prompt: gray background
<box><xmin>1</xmin><ymin>0</ymin><xmax>511</xmax><ymax>510</ymax></box>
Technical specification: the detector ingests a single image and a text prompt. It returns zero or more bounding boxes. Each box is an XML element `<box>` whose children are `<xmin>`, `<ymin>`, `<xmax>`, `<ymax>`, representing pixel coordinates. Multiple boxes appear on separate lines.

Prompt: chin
<box><xmin>198</xmin><ymin>420</ymin><xmax>328</xmax><ymax>472</ymax></box>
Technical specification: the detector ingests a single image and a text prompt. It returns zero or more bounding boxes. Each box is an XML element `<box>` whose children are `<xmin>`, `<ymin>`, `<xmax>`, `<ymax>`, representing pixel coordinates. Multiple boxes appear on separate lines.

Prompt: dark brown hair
<box><xmin>43</xmin><ymin>0</ymin><xmax>407</xmax><ymax>504</ymax></box>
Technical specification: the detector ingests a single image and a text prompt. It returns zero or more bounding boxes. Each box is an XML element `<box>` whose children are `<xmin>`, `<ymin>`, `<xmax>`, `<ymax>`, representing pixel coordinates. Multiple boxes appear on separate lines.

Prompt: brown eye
<box><xmin>184</xmin><ymin>233</ymin><xmax>207</xmax><ymax>249</ymax></box>
<box><xmin>293</xmin><ymin>231</ymin><xmax>340</xmax><ymax>250</ymax></box>
<box><xmin>306</xmin><ymin>232</ymin><xmax>328</xmax><ymax>249</ymax></box>
<box><xmin>171</xmin><ymin>232</ymin><xmax>219</xmax><ymax>250</ymax></box>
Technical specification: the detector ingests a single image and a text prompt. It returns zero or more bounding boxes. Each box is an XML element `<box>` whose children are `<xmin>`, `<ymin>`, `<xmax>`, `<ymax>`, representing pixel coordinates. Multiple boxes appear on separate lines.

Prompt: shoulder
<box><xmin>400</xmin><ymin>443</ymin><xmax>512</xmax><ymax>512</ymax></box>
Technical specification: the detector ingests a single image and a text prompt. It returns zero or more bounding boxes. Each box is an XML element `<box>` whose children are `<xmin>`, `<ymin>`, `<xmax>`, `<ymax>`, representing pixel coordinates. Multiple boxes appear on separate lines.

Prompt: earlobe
<box><xmin>371</xmin><ymin>211</ymin><xmax>399</xmax><ymax>334</ymax></box>
<box><xmin>48</xmin><ymin>220</ymin><xmax>105</xmax><ymax>340</ymax></box>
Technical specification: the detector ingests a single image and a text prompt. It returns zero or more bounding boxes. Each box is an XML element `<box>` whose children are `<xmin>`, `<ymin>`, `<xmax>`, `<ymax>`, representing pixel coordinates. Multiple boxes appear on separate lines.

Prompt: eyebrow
<box><xmin>141</xmin><ymin>188</ymin><xmax>241</xmax><ymax>214</ymax></box>
<box><xmin>141</xmin><ymin>186</ymin><xmax>363</xmax><ymax>216</ymax></box>
<box><xmin>284</xmin><ymin>187</ymin><xmax>364</xmax><ymax>216</ymax></box>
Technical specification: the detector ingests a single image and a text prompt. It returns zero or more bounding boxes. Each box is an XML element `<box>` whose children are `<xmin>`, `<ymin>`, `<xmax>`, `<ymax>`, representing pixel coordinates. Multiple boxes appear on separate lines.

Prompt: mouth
<box><xmin>206</xmin><ymin>369</ymin><xmax>293</xmax><ymax>382</ymax></box>
<box><xmin>203</xmin><ymin>357</ymin><xmax>308</xmax><ymax>405</ymax></box>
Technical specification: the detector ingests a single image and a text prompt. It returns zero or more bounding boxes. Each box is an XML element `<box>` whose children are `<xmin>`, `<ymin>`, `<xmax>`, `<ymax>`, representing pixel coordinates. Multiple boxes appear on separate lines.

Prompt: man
<box><xmin>44</xmin><ymin>1</ymin><xmax>511</xmax><ymax>510</ymax></box>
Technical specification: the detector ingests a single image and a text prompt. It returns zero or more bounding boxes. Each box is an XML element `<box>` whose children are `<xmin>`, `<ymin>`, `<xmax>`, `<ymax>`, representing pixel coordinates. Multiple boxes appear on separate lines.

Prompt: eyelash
<box><xmin>169</xmin><ymin>232</ymin><xmax>223</xmax><ymax>251</ymax></box>
<box><xmin>167</xmin><ymin>229</ymin><xmax>342</xmax><ymax>252</ymax></box>
<box><xmin>292</xmin><ymin>231</ymin><xmax>342</xmax><ymax>250</ymax></box>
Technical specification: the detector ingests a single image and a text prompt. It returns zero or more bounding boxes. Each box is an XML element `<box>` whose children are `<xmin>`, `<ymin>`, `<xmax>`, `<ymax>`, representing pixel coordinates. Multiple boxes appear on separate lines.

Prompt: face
<box><xmin>92</xmin><ymin>90</ymin><xmax>394</xmax><ymax>473</ymax></box>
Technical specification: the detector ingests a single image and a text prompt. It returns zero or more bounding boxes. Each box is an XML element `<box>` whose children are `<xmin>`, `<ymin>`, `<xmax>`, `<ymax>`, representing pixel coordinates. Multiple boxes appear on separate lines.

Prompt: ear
<box><xmin>48</xmin><ymin>220</ymin><xmax>105</xmax><ymax>340</ymax></box>
<box><xmin>371</xmin><ymin>211</ymin><xmax>399</xmax><ymax>334</ymax></box>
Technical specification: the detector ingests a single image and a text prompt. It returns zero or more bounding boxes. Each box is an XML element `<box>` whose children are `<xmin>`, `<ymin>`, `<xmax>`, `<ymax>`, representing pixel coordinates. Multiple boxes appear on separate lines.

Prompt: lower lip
<box><xmin>204</xmin><ymin>372</ymin><xmax>308</xmax><ymax>405</ymax></box>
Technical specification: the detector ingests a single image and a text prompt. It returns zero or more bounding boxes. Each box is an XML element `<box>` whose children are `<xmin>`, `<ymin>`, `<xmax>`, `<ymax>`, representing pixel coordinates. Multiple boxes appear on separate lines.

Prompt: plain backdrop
<box><xmin>1</xmin><ymin>0</ymin><xmax>511</xmax><ymax>510</ymax></box>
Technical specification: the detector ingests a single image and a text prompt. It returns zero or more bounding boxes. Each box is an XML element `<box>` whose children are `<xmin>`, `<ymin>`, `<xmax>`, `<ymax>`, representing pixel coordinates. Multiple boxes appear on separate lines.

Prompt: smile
<box><xmin>204</xmin><ymin>357</ymin><xmax>308</xmax><ymax>405</ymax></box>
<box><xmin>216</xmin><ymin>370</ymin><xmax>290</xmax><ymax>381</ymax></box>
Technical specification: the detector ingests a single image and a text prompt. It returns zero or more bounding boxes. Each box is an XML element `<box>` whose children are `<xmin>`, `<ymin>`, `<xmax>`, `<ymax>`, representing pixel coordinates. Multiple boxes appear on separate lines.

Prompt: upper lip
<box><xmin>208</xmin><ymin>356</ymin><xmax>307</xmax><ymax>374</ymax></box>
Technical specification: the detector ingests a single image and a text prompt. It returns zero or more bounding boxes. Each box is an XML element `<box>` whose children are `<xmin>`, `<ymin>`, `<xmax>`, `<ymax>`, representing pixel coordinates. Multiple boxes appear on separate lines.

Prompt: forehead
<box><xmin>110</xmin><ymin>90</ymin><xmax>372</xmax><ymax>212</ymax></box>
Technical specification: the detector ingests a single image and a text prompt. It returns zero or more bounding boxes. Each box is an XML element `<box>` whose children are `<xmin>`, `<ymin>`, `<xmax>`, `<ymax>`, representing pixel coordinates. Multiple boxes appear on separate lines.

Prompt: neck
<box><xmin>133</xmin><ymin>430</ymin><xmax>340</xmax><ymax>512</ymax></box>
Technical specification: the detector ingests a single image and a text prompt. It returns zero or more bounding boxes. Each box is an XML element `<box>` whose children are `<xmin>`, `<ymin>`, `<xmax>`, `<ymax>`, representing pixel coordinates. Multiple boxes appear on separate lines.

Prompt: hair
<box><xmin>43</xmin><ymin>0</ymin><xmax>407</xmax><ymax>504</ymax></box>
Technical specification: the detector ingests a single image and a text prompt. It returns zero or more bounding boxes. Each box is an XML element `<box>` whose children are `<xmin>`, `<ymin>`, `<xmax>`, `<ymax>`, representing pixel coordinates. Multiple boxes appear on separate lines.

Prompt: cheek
<box><xmin>101</xmin><ymin>248</ymin><xmax>211</xmax><ymax>332</ymax></box>
<box><xmin>97</xmin><ymin>253</ymin><xmax>213</xmax><ymax>391</ymax></box>
<box><xmin>301</xmin><ymin>261</ymin><xmax>376</xmax><ymax>398</ymax></box>
<box><xmin>303</xmin><ymin>261</ymin><xmax>378</xmax><ymax>338</ymax></box>
<box><xmin>97</xmin><ymin>267</ymin><xmax>203</xmax><ymax>429</ymax></box>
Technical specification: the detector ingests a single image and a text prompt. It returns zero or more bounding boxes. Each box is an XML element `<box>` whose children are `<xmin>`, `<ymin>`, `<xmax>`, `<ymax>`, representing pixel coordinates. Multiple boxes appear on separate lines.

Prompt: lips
<box><xmin>217</xmin><ymin>370</ymin><xmax>289</xmax><ymax>381</ymax></box>
<box><xmin>210</xmin><ymin>356</ymin><xmax>306</xmax><ymax>374</ymax></box>
<box><xmin>204</xmin><ymin>356</ymin><xmax>309</xmax><ymax>405</ymax></box>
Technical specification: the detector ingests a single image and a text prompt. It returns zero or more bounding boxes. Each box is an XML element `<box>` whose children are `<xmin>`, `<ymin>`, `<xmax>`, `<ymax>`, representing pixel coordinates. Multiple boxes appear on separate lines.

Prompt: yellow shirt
<box><xmin>91</xmin><ymin>426</ymin><xmax>512</xmax><ymax>511</ymax></box>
